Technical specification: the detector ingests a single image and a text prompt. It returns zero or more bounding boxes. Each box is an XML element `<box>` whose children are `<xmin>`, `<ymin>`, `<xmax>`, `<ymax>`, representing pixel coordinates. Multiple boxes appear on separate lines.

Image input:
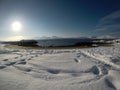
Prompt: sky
<box><xmin>0</xmin><ymin>0</ymin><xmax>120</xmax><ymax>41</ymax></box>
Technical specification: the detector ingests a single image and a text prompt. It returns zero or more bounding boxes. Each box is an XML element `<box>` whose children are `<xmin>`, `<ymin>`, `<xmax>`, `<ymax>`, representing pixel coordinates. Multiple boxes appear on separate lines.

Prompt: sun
<box><xmin>12</xmin><ymin>21</ymin><xmax>22</xmax><ymax>31</ymax></box>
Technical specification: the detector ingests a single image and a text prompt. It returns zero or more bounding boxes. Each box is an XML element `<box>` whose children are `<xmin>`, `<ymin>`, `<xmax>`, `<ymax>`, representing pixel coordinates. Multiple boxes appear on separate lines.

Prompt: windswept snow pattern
<box><xmin>0</xmin><ymin>44</ymin><xmax>120</xmax><ymax>90</ymax></box>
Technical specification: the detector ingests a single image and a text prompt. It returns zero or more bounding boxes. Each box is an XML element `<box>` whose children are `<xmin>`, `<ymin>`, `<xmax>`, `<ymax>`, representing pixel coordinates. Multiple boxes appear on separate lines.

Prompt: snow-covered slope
<box><xmin>0</xmin><ymin>44</ymin><xmax>120</xmax><ymax>90</ymax></box>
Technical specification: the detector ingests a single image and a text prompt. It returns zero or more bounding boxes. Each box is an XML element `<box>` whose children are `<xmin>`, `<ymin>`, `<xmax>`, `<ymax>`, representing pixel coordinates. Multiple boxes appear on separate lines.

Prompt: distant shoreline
<box><xmin>3</xmin><ymin>38</ymin><xmax>115</xmax><ymax>50</ymax></box>
<box><xmin>5</xmin><ymin>43</ymin><xmax>113</xmax><ymax>50</ymax></box>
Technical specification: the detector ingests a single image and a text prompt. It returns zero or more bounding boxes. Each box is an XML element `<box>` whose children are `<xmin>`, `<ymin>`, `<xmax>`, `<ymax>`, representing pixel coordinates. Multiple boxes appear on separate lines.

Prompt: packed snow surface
<box><xmin>0</xmin><ymin>44</ymin><xmax>120</xmax><ymax>90</ymax></box>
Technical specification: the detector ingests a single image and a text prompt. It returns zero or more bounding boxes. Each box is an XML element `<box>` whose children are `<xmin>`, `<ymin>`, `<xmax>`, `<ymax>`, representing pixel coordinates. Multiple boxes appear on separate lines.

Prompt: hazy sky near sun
<box><xmin>0</xmin><ymin>0</ymin><xmax>120</xmax><ymax>40</ymax></box>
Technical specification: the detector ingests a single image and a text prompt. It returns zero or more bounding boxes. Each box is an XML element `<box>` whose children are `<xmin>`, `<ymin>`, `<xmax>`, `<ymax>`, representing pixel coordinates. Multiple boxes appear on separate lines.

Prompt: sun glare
<box><xmin>12</xmin><ymin>21</ymin><xmax>22</xmax><ymax>31</ymax></box>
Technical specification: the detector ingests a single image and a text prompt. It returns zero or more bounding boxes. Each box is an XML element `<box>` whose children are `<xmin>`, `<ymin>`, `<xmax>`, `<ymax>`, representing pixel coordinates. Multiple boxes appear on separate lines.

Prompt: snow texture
<box><xmin>0</xmin><ymin>43</ymin><xmax>120</xmax><ymax>90</ymax></box>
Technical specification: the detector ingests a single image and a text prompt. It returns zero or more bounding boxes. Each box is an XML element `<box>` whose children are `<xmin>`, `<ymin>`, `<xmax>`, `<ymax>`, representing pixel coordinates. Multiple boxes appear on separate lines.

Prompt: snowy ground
<box><xmin>0</xmin><ymin>43</ymin><xmax>120</xmax><ymax>90</ymax></box>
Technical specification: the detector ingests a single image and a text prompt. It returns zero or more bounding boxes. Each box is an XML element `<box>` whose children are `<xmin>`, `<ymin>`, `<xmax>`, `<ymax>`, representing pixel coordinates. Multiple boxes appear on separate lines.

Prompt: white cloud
<box><xmin>95</xmin><ymin>10</ymin><xmax>120</xmax><ymax>32</ymax></box>
<box><xmin>95</xmin><ymin>35</ymin><xmax>115</xmax><ymax>39</ymax></box>
<box><xmin>95</xmin><ymin>28</ymin><xmax>108</xmax><ymax>31</ymax></box>
<box><xmin>100</xmin><ymin>10</ymin><xmax>120</xmax><ymax>22</ymax></box>
<box><xmin>4</xmin><ymin>36</ymin><xmax>24</xmax><ymax>41</ymax></box>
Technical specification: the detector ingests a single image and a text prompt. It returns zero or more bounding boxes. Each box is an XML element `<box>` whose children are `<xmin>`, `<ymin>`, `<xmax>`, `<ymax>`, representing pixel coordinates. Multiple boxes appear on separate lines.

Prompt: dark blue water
<box><xmin>37</xmin><ymin>38</ymin><xmax>93</xmax><ymax>47</ymax></box>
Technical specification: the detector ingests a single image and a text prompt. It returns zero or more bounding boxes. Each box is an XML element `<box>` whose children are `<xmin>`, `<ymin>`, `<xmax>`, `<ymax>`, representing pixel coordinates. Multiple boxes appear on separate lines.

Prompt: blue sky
<box><xmin>0</xmin><ymin>0</ymin><xmax>120</xmax><ymax>40</ymax></box>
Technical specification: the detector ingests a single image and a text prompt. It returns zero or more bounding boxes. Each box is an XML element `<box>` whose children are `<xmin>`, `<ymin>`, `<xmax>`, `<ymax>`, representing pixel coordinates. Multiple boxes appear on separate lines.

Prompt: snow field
<box><xmin>0</xmin><ymin>44</ymin><xmax>120</xmax><ymax>90</ymax></box>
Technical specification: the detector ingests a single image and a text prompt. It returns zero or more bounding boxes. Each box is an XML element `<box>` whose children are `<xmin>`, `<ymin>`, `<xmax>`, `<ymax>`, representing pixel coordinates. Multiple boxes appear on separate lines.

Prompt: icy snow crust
<box><xmin>0</xmin><ymin>44</ymin><xmax>120</xmax><ymax>90</ymax></box>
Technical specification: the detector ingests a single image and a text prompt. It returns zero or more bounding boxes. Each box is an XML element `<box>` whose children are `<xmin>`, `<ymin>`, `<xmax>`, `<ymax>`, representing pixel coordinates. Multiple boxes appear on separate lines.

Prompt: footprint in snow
<box><xmin>76</xmin><ymin>53</ymin><xmax>80</xmax><ymax>57</ymax></box>
<box><xmin>35</xmin><ymin>55</ymin><xmax>38</xmax><ymax>57</ymax></box>
<box><xmin>74</xmin><ymin>58</ymin><xmax>81</xmax><ymax>63</ymax></box>
<box><xmin>4</xmin><ymin>61</ymin><xmax>16</xmax><ymax>66</ymax></box>
<box><xmin>90</xmin><ymin>66</ymin><xmax>100</xmax><ymax>75</ymax></box>
<box><xmin>16</xmin><ymin>59</ymin><xmax>26</xmax><ymax>65</ymax></box>
<box><xmin>2</xmin><ymin>59</ymin><xmax>8</xmax><ymax>61</ymax></box>
<box><xmin>105</xmin><ymin>79</ymin><xmax>116</xmax><ymax>89</ymax></box>
<box><xmin>16</xmin><ymin>61</ymin><xmax>26</xmax><ymax>65</ymax></box>
<box><xmin>14</xmin><ymin>57</ymin><xmax>19</xmax><ymax>59</ymax></box>
<box><xmin>31</xmin><ymin>56</ymin><xmax>34</xmax><ymax>58</ymax></box>
<box><xmin>0</xmin><ymin>65</ymin><xmax>6</xmax><ymax>69</ymax></box>
<box><xmin>27</xmin><ymin>58</ymin><xmax>31</xmax><ymax>60</ymax></box>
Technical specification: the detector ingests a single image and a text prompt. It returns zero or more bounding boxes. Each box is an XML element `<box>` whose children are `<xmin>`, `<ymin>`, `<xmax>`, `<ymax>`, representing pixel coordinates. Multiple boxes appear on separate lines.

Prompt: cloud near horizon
<box><xmin>2</xmin><ymin>36</ymin><xmax>24</xmax><ymax>41</ymax></box>
<box><xmin>100</xmin><ymin>10</ymin><xmax>120</xmax><ymax>22</ymax></box>
<box><xmin>95</xmin><ymin>10</ymin><xmax>120</xmax><ymax>37</ymax></box>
